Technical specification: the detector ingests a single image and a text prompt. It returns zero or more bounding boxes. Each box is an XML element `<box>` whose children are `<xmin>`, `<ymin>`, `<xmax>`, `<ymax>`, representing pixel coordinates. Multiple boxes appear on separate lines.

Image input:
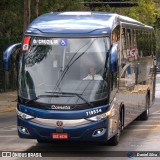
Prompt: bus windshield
<box><xmin>19</xmin><ymin>37</ymin><xmax>110</xmax><ymax>105</ymax></box>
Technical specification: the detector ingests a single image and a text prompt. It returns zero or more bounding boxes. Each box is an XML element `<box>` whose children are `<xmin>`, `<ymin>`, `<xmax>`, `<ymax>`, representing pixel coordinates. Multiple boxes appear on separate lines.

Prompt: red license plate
<box><xmin>52</xmin><ymin>133</ymin><xmax>68</xmax><ymax>139</ymax></box>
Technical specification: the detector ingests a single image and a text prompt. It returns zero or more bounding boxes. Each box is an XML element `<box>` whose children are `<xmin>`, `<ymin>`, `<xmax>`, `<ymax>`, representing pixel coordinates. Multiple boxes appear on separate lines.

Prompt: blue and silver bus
<box><xmin>3</xmin><ymin>12</ymin><xmax>156</xmax><ymax>145</ymax></box>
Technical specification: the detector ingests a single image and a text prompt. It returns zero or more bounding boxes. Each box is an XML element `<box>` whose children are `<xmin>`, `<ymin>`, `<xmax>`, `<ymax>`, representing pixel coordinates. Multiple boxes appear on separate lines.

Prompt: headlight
<box><xmin>87</xmin><ymin>108</ymin><xmax>115</xmax><ymax>121</ymax></box>
<box><xmin>16</xmin><ymin>109</ymin><xmax>35</xmax><ymax>120</ymax></box>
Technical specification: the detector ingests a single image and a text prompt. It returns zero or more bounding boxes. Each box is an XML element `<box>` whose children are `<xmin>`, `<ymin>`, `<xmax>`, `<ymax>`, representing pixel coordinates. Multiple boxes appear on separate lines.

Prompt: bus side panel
<box><xmin>117</xmin><ymin>24</ymin><xmax>155</xmax><ymax>127</ymax></box>
<box><xmin>137</xmin><ymin>57</ymin><xmax>154</xmax><ymax>107</ymax></box>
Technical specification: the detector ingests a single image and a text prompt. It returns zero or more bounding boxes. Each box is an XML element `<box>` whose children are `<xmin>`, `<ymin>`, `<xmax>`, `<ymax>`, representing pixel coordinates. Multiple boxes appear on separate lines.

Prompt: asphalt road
<box><xmin>0</xmin><ymin>75</ymin><xmax>160</xmax><ymax>160</ymax></box>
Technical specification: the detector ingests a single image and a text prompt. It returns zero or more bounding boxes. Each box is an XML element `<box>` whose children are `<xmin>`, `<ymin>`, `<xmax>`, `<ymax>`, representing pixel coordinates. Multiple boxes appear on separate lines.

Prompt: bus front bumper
<box><xmin>17</xmin><ymin>116</ymin><xmax>109</xmax><ymax>142</ymax></box>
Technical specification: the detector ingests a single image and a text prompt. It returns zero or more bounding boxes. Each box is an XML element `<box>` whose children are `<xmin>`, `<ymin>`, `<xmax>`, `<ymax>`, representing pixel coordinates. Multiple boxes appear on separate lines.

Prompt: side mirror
<box><xmin>110</xmin><ymin>43</ymin><xmax>118</xmax><ymax>73</ymax></box>
<box><xmin>3</xmin><ymin>43</ymin><xmax>21</xmax><ymax>71</ymax></box>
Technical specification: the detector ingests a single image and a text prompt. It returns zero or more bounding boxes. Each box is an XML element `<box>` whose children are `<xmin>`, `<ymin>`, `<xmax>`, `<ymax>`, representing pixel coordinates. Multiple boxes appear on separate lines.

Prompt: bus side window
<box><xmin>112</xmin><ymin>25</ymin><xmax>120</xmax><ymax>43</ymax></box>
<box><xmin>132</xmin><ymin>30</ymin><xmax>137</xmax><ymax>48</ymax></box>
<box><xmin>121</xmin><ymin>28</ymin><xmax>126</xmax><ymax>48</ymax></box>
<box><xmin>121</xmin><ymin>28</ymin><xmax>127</xmax><ymax>60</ymax></box>
<box><xmin>151</xmin><ymin>32</ymin><xmax>156</xmax><ymax>56</ymax></box>
<box><xmin>147</xmin><ymin>32</ymin><xmax>150</xmax><ymax>56</ymax></box>
<box><xmin>149</xmin><ymin>31</ymin><xmax>152</xmax><ymax>56</ymax></box>
<box><xmin>153</xmin><ymin>32</ymin><xmax>156</xmax><ymax>56</ymax></box>
<box><xmin>143</xmin><ymin>31</ymin><xmax>147</xmax><ymax>56</ymax></box>
<box><xmin>126</xmin><ymin>29</ymin><xmax>131</xmax><ymax>49</ymax></box>
<box><xmin>137</xmin><ymin>30</ymin><xmax>143</xmax><ymax>57</ymax></box>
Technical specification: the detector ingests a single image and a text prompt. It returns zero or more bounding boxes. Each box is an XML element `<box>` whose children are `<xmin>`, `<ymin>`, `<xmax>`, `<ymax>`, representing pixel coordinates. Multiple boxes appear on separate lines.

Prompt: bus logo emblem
<box><xmin>56</xmin><ymin>121</ymin><xmax>63</xmax><ymax>127</ymax></box>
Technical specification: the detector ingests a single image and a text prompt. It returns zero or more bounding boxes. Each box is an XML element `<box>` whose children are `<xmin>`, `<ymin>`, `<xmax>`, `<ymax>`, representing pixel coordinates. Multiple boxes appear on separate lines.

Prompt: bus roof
<box><xmin>26</xmin><ymin>12</ymin><xmax>153</xmax><ymax>36</ymax></box>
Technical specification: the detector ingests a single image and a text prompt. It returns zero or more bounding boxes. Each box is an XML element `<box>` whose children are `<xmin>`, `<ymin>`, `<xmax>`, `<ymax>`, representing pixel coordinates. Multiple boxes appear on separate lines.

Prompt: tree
<box><xmin>92</xmin><ymin>0</ymin><xmax>160</xmax><ymax>26</ymax></box>
<box><xmin>0</xmin><ymin>0</ymin><xmax>23</xmax><ymax>52</ymax></box>
<box><xmin>35</xmin><ymin>0</ymin><xmax>39</xmax><ymax>17</ymax></box>
<box><xmin>38</xmin><ymin>0</ymin><xmax>87</xmax><ymax>13</ymax></box>
<box><xmin>24</xmin><ymin>0</ymin><xmax>31</xmax><ymax>32</ymax></box>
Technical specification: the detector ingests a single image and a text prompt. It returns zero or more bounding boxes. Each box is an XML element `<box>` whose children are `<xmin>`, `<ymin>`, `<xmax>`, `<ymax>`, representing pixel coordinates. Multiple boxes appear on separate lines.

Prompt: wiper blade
<box><xmin>54</xmin><ymin>39</ymin><xmax>97</xmax><ymax>91</ymax></box>
<box><xmin>24</xmin><ymin>94</ymin><xmax>73</xmax><ymax>104</ymax></box>
<box><xmin>46</xmin><ymin>91</ymin><xmax>93</xmax><ymax>108</ymax></box>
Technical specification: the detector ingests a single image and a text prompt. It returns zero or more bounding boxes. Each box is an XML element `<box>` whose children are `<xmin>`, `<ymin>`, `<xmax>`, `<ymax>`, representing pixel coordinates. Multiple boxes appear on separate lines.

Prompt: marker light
<box><xmin>19</xmin><ymin>126</ymin><xmax>30</xmax><ymax>134</ymax></box>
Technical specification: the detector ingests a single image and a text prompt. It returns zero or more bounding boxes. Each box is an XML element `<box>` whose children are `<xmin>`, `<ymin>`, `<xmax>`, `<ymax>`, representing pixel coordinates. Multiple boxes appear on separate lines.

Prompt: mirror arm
<box><xmin>3</xmin><ymin>43</ymin><xmax>21</xmax><ymax>71</ymax></box>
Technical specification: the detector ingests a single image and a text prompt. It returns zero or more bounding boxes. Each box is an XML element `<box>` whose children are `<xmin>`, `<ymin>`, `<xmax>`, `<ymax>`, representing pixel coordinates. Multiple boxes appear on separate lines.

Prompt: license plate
<box><xmin>52</xmin><ymin>133</ymin><xmax>68</xmax><ymax>139</ymax></box>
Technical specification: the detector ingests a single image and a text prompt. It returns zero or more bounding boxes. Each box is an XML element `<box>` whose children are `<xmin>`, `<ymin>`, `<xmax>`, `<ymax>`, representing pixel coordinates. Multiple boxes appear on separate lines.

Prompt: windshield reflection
<box><xmin>19</xmin><ymin>37</ymin><xmax>110</xmax><ymax>105</ymax></box>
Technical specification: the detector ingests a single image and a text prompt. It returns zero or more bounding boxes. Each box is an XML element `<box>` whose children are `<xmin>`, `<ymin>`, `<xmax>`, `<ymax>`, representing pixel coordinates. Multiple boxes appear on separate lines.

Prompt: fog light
<box><xmin>92</xmin><ymin>128</ymin><xmax>105</xmax><ymax>137</ymax></box>
<box><xmin>19</xmin><ymin>126</ymin><xmax>29</xmax><ymax>134</ymax></box>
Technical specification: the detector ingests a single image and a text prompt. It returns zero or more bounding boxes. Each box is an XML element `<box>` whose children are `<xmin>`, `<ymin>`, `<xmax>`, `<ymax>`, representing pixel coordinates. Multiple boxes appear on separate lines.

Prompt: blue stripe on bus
<box><xmin>18</xmin><ymin>104</ymin><xmax>109</xmax><ymax>120</ymax></box>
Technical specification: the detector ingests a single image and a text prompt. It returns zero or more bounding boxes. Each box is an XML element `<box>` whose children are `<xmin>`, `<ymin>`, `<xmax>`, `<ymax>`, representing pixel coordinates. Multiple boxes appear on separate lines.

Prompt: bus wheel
<box><xmin>108</xmin><ymin>120</ymin><xmax>122</xmax><ymax>146</ymax></box>
<box><xmin>139</xmin><ymin>95</ymin><xmax>150</xmax><ymax>121</ymax></box>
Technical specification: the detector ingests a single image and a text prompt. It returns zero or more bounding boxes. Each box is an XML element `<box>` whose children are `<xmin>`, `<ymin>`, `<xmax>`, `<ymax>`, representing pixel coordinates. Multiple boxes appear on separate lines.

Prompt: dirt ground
<box><xmin>0</xmin><ymin>91</ymin><xmax>17</xmax><ymax>113</ymax></box>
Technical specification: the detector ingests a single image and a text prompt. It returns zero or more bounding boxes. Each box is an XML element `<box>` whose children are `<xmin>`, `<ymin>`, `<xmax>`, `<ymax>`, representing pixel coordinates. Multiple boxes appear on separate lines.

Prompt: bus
<box><xmin>3</xmin><ymin>12</ymin><xmax>156</xmax><ymax>145</ymax></box>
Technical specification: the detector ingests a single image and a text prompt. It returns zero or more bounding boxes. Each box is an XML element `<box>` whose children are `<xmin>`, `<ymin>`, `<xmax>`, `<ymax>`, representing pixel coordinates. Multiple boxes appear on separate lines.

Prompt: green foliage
<box><xmin>128</xmin><ymin>0</ymin><xmax>156</xmax><ymax>25</ymax></box>
<box><xmin>0</xmin><ymin>0</ymin><xmax>23</xmax><ymax>56</ymax></box>
<box><xmin>38</xmin><ymin>0</ymin><xmax>87</xmax><ymax>15</ymax></box>
<box><xmin>94</xmin><ymin>0</ymin><xmax>160</xmax><ymax>26</ymax></box>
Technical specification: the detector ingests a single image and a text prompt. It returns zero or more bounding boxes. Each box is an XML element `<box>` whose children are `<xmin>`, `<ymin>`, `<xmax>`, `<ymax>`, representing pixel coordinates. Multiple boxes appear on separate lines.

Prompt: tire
<box><xmin>107</xmin><ymin>120</ymin><xmax>122</xmax><ymax>146</ymax></box>
<box><xmin>139</xmin><ymin>95</ymin><xmax>150</xmax><ymax>121</ymax></box>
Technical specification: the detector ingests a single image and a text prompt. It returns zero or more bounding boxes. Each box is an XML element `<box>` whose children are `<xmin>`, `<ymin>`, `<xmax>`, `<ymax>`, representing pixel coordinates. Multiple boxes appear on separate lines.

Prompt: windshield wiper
<box><xmin>46</xmin><ymin>91</ymin><xmax>93</xmax><ymax>108</ymax></box>
<box><xmin>54</xmin><ymin>39</ymin><xmax>97</xmax><ymax>91</ymax></box>
<box><xmin>24</xmin><ymin>94</ymin><xmax>74</xmax><ymax>104</ymax></box>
